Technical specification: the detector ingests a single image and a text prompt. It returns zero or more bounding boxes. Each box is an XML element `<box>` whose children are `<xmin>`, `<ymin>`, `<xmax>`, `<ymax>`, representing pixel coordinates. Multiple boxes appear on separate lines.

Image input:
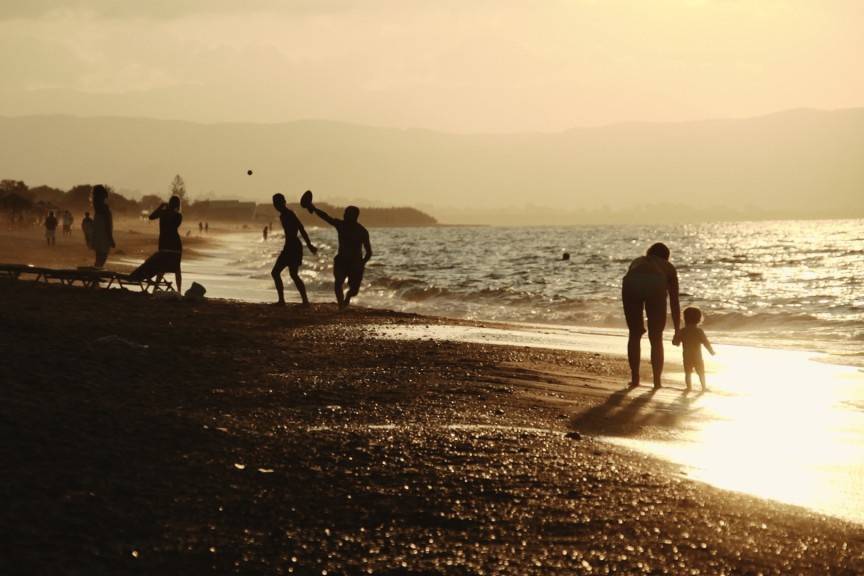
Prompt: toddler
<box><xmin>680</xmin><ymin>306</ymin><xmax>715</xmax><ymax>391</ymax></box>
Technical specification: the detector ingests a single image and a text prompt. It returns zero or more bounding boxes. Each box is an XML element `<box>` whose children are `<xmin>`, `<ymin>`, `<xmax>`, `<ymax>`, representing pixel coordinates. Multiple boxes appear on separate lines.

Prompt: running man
<box><xmin>305</xmin><ymin>193</ymin><xmax>372</xmax><ymax>308</ymax></box>
<box><xmin>271</xmin><ymin>193</ymin><xmax>317</xmax><ymax>305</ymax></box>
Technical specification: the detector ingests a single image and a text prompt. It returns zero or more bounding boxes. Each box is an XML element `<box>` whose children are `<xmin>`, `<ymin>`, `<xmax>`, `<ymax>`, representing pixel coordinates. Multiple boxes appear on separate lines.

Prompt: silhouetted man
<box><xmin>44</xmin><ymin>211</ymin><xmax>58</xmax><ymax>245</ymax></box>
<box><xmin>81</xmin><ymin>211</ymin><xmax>94</xmax><ymax>248</ymax></box>
<box><xmin>271</xmin><ymin>193</ymin><xmax>317</xmax><ymax>305</ymax></box>
<box><xmin>305</xmin><ymin>194</ymin><xmax>372</xmax><ymax>308</ymax></box>
<box><xmin>621</xmin><ymin>242</ymin><xmax>681</xmax><ymax>389</ymax></box>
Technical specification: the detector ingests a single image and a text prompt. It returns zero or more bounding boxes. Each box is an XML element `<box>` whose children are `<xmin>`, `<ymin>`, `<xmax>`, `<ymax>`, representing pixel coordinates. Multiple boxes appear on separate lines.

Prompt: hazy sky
<box><xmin>1</xmin><ymin>1</ymin><xmax>863</xmax><ymax>132</ymax></box>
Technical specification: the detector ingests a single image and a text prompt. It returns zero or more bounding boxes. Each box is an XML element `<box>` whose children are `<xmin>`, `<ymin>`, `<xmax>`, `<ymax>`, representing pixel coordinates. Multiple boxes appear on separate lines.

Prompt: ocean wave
<box><xmin>703</xmin><ymin>311</ymin><xmax>861</xmax><ymax>331</ymax></box>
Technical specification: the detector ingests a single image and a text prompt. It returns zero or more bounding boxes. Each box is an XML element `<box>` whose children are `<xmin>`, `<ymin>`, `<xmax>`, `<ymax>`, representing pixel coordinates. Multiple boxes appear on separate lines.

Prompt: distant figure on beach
<box><xmin>263</xmin><ymin>225</ymin><xmax>268</xmax><ymax>241</ymax></box>
<box><xmin>62</xmin><ymin>210</ymin><xmax>73</xmax><ymax>237</ymax></box>
<box><xmin>622</xmin><ymin>242</ymin><xmax>681</xmax><ymax>389</ymax></box>
<box><xmin>44</xmin><ymin>211</ymin><xmax>58</xmax><ymax>245</ymax></box>
<box><xmin>129</xmin><ymin>196</ymin><xmax>184</xmax><ymax>292</ymax></box>
<box><xmin>680</xmin><ymin>307</ymin><xmax>715</xmax><ymax>391</ymax></box>
<box><xmin>81</xmin><ymin>211</ymin><xmax>94</xmax><ymax>248</ymax></box>
<box><xmin>91</xmin><ymin>184</ymin><xmax>115</xmax><ymax>268</ymax></box>
<box><xmin>205</xmin><ymin>222</ymin><xmax>209</xmax><ymax>233</ymax></box>
<box><xmin>302</xmin><ymin>191</ymin><xmax>372</xmax><ymax>308</ymax></box>
<box><xmin>562</xmin><ymin>252</ymin><xmax>570</xmax><ymax>261</ymax></box>
<box><xmin>271</xmin><ymin>193</ymin><xmax>317</xmax><ymax>305</ymax></box>
<box><xmin>199</xmin><ymin>222</ymin><xmax>203</xmax><ymax>233</ymax></box>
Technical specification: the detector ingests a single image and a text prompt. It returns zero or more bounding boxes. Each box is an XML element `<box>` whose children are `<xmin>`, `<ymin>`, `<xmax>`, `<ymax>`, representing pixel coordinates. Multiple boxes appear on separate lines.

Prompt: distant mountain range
<box><xmin>1</xmin><ymin>109</ymin><xmax>862</xmax><ymax>224</ymax></box>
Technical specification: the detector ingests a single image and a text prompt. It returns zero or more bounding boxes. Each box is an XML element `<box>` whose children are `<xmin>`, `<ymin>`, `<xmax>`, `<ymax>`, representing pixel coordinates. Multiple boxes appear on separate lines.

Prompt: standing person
<box><xmin>621</xmin><ymin>242</ymin><xmax>681</xmax><ymax>389</ymax></box>
<box><xmin>198</xmin><ymin>222</ymin><xmax>203</xmax><ymax>233</ymax></box>
<box><xmin>91</xmin><ymin>184</ymin><xmax>115</xmax><ymax>268</ymax></box>
<box><xmin>680</xmin><ymin>307</ymin><xmax>716</xmax><ymax>391</ymax></box>
<box><xmin>44</xmin><ymin>211</ymin><xmax>58</xmax><ymax>245</ymax></box>
<box><xmin>62</xmin><ymin>210</ymin><xmax>73</xmax><ymax>237</ymax></box>
<box><xmin>270</xmin><ymin>193</ymin><xmax>317</xmax><ymax>305</ymax></box>
<box><xmin>81</xmin><ymin>212</ymin><xmax>94</xmax><ymax>248</ymax></box>
<box><xmin>303</xmin><ymin>192</ymin><xmax>372</xmax><ymax>309</ymax></box>
<box><xmin>129</xmin><ymin>196</ymin><xmax>184</xmax><ymax>292</ymax></box>
<box><xmin>263</xmin><ymin>225</ymin><xmax>268</xmax><ymax>241</ymax></box>
<box><xmin>205</xmin><ymin>222</ymin><xmax>209</xmax><ymax>233</ymax></box>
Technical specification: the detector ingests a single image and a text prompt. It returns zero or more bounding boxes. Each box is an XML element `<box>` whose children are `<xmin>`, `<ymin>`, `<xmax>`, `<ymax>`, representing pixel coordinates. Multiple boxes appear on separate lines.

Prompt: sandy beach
<box><xmin>0</xmin><ymin>218</ymin><xmax>210</xmax><ymax>272</ymax></box>
<box><xmin>1</xmin><ymin>281</ymin><xmax>862</xmax><ymax>575</ymax></box>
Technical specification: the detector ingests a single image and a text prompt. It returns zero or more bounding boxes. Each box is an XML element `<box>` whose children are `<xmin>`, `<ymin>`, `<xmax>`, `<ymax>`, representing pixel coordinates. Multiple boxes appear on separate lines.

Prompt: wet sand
<box><xmin>1</xmin><ymin>283</ymin><xmax>862</xmax><ymax>574</ymax></box>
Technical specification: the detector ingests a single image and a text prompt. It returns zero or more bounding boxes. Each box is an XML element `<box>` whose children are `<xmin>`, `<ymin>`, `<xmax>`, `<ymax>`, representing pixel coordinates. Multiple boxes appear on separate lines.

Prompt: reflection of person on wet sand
<box><xmin>271</xmin><ymin>193</ymin><xmax>317</xmax><ymax>306</ymax></box>
<box><xmin>302</xmin><ymin>191</ymin><xmax>372</xmax><ymax>309</ymax></box>
<box><xmin>680</xmin><ymin>307</ymin><xmax>715</xmax><ymax>391</ymax></box>
<box><xmin>129</xmin><ymin>195</ymin><xmax>184</xmax><ymax>293</ymax></box>
<box><xmin>622</xmin><ymin>242</ymin><xmax>681</xmax><ymax>389</ymax></box>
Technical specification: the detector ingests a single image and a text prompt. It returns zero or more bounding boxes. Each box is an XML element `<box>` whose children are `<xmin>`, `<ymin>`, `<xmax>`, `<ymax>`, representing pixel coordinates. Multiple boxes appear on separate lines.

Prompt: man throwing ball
<box><xmin>272</xmin><ymin>193</ymin><xmax>317</xmax><ymax>305</ymax></box>
<box><xmin>301</xmin><ymin>191</ymin><xmax>372</xmax><ymax>308</ymax></box>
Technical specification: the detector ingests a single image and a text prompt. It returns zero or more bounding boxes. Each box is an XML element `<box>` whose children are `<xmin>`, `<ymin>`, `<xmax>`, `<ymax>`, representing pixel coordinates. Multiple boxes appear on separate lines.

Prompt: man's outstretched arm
<box><xmin>312</xmin><ymin>205</ymin><xmax>338</xmax><ymax>227</ymax></box>
<box><xmin>148</xmin><ymin>204</ymin><xmax>165</xmax><ymax>220</ymax></box>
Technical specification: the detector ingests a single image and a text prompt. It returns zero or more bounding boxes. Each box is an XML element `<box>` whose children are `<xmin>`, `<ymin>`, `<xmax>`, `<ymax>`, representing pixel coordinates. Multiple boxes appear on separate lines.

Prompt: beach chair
<box><xmin>0</xmin><ymin>263</ymin><xmax>31</xmax><ymax>281</ymax></box>
<box><xmin>42</xmin><ymin>268</ymin><xmax>104</xmax><ymax>288</ymax></box>
<box><xmin>1</xmin><ymin>263</ymin><xmax>176</xmax><ymax>295</ymax></box>
<box><xmin>96</xmin><ymin>270</ymin><xmax>174</xmax><ymax>294</ymax></box>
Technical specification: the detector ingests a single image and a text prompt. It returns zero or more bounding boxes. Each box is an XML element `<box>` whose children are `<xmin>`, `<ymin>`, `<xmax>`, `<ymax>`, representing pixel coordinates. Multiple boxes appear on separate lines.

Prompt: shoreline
<box><xmin>174</xmin><ymin>228</ymin><xmax>864</xmax><ymax>372</ymax></box>
<box><xmin>1</xmin><ymin>282</ymin><xmax>862</xmax><ymax>573</ymax></box>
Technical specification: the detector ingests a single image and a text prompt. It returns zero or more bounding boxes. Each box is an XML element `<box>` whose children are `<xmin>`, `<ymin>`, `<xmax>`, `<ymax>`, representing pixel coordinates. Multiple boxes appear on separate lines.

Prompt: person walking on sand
<box><xmin>91</xmin><ymin>184</ymin><xmax>115</xmax><ymax>268</ymax></box>
<box><xmin>622</xmin><ymin>242</ymin><xmax>681</xmax><ymax>389</ymax></box>
<box><xmin>271</xmin><ymin>193</ymin><xmax>317</xmax><ymax>306</ymax></box>
<box><xmin>44</xmin><ymin>211</ymin><xmax>58</xmax><ymax>245</ymax></box>
<box><xmin>129</xmin><ymin>196</ymin><xmax>184</xmax><ymax>293</ymax></box>
<box><xmin>81</xmin><ymin>211</ymin><xmax>94</xmax><ymax>248</ymax></box>
<box><xmin>301</xmin><ymin>191</ymin><xmax>372</xmax><ymax>309</ymax></box>
<box><xmin>263</xmin><ymin>225</ymin><xmax>268</xmax><ymax>241</ymax></box>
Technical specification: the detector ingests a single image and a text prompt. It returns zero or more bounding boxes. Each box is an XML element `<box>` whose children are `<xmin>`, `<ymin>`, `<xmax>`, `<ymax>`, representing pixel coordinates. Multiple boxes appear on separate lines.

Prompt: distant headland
<box><xmin>0</xmin><ymin>179</ymin><xmax>438</xmax><ymax>227</ymax></box>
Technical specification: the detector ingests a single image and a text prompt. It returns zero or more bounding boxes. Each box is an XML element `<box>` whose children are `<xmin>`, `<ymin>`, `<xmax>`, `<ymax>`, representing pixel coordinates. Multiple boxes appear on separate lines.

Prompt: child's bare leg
<box><xmin>697</xmin><ymin>367</ymin><xmax>707</xmax><ymax>391</ymax></box>
<box><xmin>684</xmin><ymin>366</ymin><xmax>692</xmax><ymax>390</ymax></box>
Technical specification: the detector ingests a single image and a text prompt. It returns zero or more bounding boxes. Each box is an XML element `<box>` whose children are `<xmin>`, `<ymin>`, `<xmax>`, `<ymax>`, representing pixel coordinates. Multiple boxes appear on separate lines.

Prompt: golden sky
<box><xmin>1</xmin><ymin>1</ymin><xmax>862</xmax><ymax>132</ymax></box>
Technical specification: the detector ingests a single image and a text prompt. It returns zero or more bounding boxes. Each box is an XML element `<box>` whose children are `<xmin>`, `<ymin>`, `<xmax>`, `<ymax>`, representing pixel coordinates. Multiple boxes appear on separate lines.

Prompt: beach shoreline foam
<box><xmin>1</xmin><ymin>282</ymin><xmax>862</xmax><ymax>573</ymax></box>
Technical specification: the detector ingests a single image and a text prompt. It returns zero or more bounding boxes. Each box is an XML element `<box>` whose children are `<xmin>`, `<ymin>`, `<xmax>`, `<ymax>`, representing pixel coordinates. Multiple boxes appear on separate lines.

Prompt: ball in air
<box><xmin>247</xmin><ymin>169</ymin><xmax>253</xmax><ymax>176</ymax></box>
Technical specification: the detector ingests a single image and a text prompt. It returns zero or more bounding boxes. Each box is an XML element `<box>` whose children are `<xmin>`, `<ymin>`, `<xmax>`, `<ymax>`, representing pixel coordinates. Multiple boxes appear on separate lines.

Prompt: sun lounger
<box><xmin>100</xmin><ymin>271</ymin><xmax>175</xmax><ymax>293</ymax></box>
<box><xmin>0</xmin><ymin>264</ymin><xmax>33</xmax><ymax>280</ymax></box>
<box><xmin>0</xmin><ymin>264</ymin><xmax>175</xmax><ymax>294</ymax></box>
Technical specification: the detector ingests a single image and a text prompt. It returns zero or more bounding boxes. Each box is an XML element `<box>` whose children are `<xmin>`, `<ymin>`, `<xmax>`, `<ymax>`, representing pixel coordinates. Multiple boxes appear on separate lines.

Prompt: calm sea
<box><xmin>183</xmin><ymin>219</ymin><xmax>864</xmax><ymax>367</ymax></box>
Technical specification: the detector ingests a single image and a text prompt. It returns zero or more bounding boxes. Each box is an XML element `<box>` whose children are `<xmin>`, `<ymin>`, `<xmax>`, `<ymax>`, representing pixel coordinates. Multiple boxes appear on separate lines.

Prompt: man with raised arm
<box><xmin>302</xmin><ymin>191</ymin><xmax>372</xmax><ymax>309</ymax></box>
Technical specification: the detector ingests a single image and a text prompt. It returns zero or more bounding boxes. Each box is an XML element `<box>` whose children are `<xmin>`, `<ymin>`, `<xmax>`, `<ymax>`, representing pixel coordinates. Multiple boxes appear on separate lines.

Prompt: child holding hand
<box><xmin>679</xmin><ymin>306</ymin><xmax>715</xmax><ymax>391</ymax></box>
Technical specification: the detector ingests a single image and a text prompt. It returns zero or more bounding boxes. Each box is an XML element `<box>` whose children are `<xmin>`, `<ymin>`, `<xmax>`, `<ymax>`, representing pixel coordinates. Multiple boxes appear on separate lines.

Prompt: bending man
<box><xmin>621</xmin><ymin>242</ymin><xmax>681</xmax><ymax>389</ymax></box>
